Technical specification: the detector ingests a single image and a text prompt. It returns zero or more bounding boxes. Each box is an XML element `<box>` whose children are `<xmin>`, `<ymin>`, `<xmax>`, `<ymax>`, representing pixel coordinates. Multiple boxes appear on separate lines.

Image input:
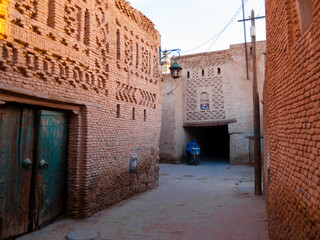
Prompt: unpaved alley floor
<box><xmin>19</xmin><ymin>160</ymin><xmax>269</xmax><ymax>240</ymax></box>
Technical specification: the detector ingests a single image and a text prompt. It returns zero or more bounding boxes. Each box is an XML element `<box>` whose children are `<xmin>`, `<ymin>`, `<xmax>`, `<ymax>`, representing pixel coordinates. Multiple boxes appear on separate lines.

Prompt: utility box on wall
<box><xmin>129</xmin><ymin>154</ymin><xmax>139</xmax><ymax>174</ymax></box>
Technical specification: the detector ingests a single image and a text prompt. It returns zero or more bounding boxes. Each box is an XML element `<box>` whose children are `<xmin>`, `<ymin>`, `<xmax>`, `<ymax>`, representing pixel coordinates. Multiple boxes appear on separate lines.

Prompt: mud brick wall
<box><xmin>264</xmin><ymin>0</ymin><xmax>320</xmax><ymax>239</ymax></box>
<box><xmin>0</xmin><ymin>0</ymin><xmax>161</xmax><ymax>217</ymax></box>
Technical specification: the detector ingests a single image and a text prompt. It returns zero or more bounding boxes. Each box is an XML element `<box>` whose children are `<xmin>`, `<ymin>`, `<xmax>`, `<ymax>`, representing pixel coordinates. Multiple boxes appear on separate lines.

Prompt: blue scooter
<box><xmin>188</xmin><ymin>147</ymin><xmax>200</xmax><ymax>165</ymax></box>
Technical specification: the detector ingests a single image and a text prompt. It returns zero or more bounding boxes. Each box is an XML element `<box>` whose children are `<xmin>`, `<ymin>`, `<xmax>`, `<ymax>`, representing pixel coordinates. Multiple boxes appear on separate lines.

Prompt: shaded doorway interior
<box><xmin>185</xmin><ymin>125</ymin><xmax>230</xmax><ymax>163</ymax></box>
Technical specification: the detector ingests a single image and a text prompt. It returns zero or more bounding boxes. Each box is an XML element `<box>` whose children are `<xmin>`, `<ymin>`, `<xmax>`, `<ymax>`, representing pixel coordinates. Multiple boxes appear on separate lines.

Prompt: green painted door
<box><xmin>0</xmin><ymin>106</ymin><xmax>68</xmax><ymax>239</ymax></box>
<box><xmin>34</xmin><ymin>110</ymin><xmax>68</xmax><ymax>228</ymax></box>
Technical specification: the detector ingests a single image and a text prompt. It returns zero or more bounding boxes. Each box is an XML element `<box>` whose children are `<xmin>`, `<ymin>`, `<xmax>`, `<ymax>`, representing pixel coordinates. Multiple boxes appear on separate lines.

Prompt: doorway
<box><xmin>0</xmin><ymin>104</ymin><xmax>68</xmax><ymax>239</ymax></box>
<box><xmin>185</xmin><ymin>125</ymin><xmax>230</xmax><ymax>162</ymax></box>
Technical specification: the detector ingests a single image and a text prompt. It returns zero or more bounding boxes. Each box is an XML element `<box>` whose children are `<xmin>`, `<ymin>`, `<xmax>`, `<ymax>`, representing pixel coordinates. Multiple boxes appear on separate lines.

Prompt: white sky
<box><xmin>129</xmin><ymin>0</ymin><xmax>266</xmax><ymax>56</ymax></box>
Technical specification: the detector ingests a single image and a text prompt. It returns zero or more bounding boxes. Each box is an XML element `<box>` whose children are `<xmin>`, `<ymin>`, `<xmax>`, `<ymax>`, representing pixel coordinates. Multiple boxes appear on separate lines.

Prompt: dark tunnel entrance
<box><xmin>185</xmin><ymin>125</ymin><xmax>230</xmax><ymax>163</ymax></box>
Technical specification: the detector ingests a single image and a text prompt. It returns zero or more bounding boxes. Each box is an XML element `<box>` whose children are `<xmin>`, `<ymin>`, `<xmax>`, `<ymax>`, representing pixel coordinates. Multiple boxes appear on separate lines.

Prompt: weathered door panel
<box><xmin>18</xmin><ymin>109</ymin><xmax>36</xmax><ymax>234</ymax></box>
<box><xmin>0</xmin><ymin>107</ymin><xmax>35</xmax><ymax>239</ymax></box>
<box><xmin>35</xmin><ymin>110</ymin><xmax>68</xmax><ymax>228</ymax></box>
<box><xmin>0</xmin><ymin>106</ymin><xmax>21</xmax><ymax>239</ymax></box>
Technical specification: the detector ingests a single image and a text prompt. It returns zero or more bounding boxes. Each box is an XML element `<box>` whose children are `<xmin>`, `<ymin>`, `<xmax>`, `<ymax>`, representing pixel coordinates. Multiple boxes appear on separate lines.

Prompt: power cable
<box><xmin>182</xmin><ymin>0</ymin><xmax>248</xmax><ymax>54</ymax></box>
<box><xmin>257</xmin><ymin>0</ymin><xmax>265</xmax><ymax>17</ymax></box>
<box><xmin>163</xmin><ymin>0</ymin><xmax>248</xmax><ymax>96</ymax></box>
<box><xmin>181</xmin><ymin>33</ymin><xmax>220</xmax><ymax>54</ymax></box>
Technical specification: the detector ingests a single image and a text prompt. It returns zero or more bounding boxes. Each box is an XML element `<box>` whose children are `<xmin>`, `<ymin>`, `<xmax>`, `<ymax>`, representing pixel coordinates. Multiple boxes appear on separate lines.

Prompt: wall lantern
<box><xmin>159</xmin><ymin>47</ymin><xmax>183</xmax><ymax>79</ymax></box>
<box><xmin>169</xmin><ymin>60</ymin><xmax>183</xmax><ymax>79</ymax></box>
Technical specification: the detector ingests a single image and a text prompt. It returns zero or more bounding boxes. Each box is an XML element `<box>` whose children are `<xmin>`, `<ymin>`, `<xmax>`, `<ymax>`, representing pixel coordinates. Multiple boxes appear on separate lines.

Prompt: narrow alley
<box><xmin>19</xmin><ymin>160</ymin><xmax>268</xmax><ymax>240</ymax></box>
<box><xmin>0</xmin><ymin>0</ymin><xmax>319</xmax><ymax>239</ymax></box>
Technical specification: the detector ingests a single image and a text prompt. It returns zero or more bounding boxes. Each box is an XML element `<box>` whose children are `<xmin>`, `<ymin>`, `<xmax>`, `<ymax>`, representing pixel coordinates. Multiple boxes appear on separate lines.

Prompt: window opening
<box><xmin>116</xmin><ymin>104</ymin><xmax>120</xmax><ymax>118</ymax></box>
<box><xmin>202</xmin><ymin>69</ymin><xmax>205</xmax><ymax>77</ymax></box>
<box><xmin>200</xmin><ymin>92</ymin><xmax>209</xmax><ymax>110</ymax></box>
<box><xmin>116</xmin><ymin>29</ymin><xmax>120</xmax><ymax>60</ymax></box>
<box><xmin>149</xmin><ymin>51</ymin><xmax>151</xmax><ymax>74</ymax></box>
<box><xmin>132</xmin><ymin>107</ymin><xmax>135</xmax><ymax>120</ymax></box>
<box><xmin>136</xmin><ymin>43</ymin><xmax>139</xmax><ymax>68</ymax></box>
<box><xmin>84</xmin><ymin>11</ymin><xmax>91</xmax><ymax>45</ymax></box>
<box><xmin>144</xmin><ymin>109</ymin><xmax>146</xmax><ymax>121</ymax></box>
<box><xmin>187</xmin><ymin>71</ymin><xmax>190</xmax><ymax>79</ymax></box>
<box><xmin>217</xmin><ymin>67</ymin><xmax>221</xmax><ymax>75</ymax></box>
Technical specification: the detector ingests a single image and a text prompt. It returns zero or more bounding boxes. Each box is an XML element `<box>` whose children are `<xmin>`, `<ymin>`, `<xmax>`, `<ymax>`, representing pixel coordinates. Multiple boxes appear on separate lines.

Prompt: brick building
<box><xmin>160</xmin><ymin>42</ymin><xmax>266</xmax><ymax>165</ymax></box>
<box><xmin>0</xmin><ymin>0</ymin><xmax>162</xmax><ymax>238</ymax></box>
<box><xmin>264</xmin><ymin>0</ymin><xmax>320</xmax><ymax>239</ymax></box>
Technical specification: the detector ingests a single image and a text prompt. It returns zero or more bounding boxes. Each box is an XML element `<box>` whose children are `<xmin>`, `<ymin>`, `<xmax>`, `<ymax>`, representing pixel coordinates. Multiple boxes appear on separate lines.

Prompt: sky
<box><xmin>129</xmin><ymin>0</ymin><xmax>266</xmax><ymax>56</ymax></box>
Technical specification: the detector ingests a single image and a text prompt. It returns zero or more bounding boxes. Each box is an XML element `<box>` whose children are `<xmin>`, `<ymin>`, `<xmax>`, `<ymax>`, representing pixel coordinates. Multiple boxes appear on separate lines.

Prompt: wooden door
<box><xmin>0</xmin><ymin>106</ymin><xmax>68</xmax><ymax>239</ymax></box>
<box><xmin>0</xmin><ymin>107</ymin><xmax>35</xmax><ymax>239</ymax></box>
<box><xmin>34</xmin><ymin>110</ymin><xmax>68</xmax><ymax>228</ymax></box>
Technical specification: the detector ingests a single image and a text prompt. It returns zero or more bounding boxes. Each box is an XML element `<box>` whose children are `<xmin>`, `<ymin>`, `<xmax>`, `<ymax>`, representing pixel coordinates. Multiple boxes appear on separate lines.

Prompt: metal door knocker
<box><xmin>22</xmin><ymin>158</ymin><xmax>32</xmax><ymax>170</ymax></box>
<box><xmin>39</xmin><ymin>159</ymin><xmax>49</xmax><ymax>169</ymax></box>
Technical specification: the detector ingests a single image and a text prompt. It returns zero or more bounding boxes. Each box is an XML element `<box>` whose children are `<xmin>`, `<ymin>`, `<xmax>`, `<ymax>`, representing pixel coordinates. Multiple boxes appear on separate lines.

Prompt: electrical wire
<box><xmin>257</xmin><ymin>0</ymin><xmax>265</xmax><ymax>17</ymax></box>
<box><xmin>181</xmin><ymin>33</ymin><xmax>220</xmax><ymax>54</ymax></box>
<box><xmin>163</xmin><ymin>0</ymin><xmax>248</xmax><ymax>96</ymax></box>
<box><xmin>182</xmin><ymin>0</ymin><xmax>248</xmax><ymax>54</ymax></box>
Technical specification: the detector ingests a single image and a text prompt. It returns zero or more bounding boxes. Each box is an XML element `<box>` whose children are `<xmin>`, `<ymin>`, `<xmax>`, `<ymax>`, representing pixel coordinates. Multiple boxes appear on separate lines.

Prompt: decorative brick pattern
<box><xmin>15</xmin><ymin>0</ymin><xmax>38</xmax><ymax>20</ymax></box>
<box><xmin>208</xmin><ymin>67</ymin><xmax>214</xmax><ymax>77</ymax></box>
<box><xmin>191</xmin><ymin>69</ymin><xmax>199</xmax><ymax>79</ymax></box>
<box><xmin>185</xmin><ymin>76</ymin><xmax>226</xmax><ymax>121</ymax></box>
<box><xmin>115</xmin><ymin>81</ymin><xmax>157</xmax><ymax>109</ymax></box>
<box><xmin>141</xmin><ymin>47</ymin><xmax>149</xmax><ymax>74</ymax></box>
<box><xmin>95</xmin><ymin>0</ymin><xmax>109</xmax><ymax>56</ymax></box>
<box><xmin>124</xmin><ymin>35</ymin><xmax>133</xmax><ymax>66</ymax></box>
<box><xmin>152</xmin><ymin>54</ymin><xmax>160</xmax><ymax>79</ymax></box>
<box><xmin>64</xmin><ymin>0</ymin><xmax>82</xmax><ymax>40</ymax></box>
<box><xmin>115</xmin><ymin>0</ymin><xmax>159</xmax><ymax>42</ymax></box>
<box><xmin>0</xmin><ymin>0</ymin><xmax>161</xmax><ymax>222</ymax></box>
<box><xmin>264</xmin><ymin>1</ymin><xmax>320</xmax><ymax>239</ymax></box>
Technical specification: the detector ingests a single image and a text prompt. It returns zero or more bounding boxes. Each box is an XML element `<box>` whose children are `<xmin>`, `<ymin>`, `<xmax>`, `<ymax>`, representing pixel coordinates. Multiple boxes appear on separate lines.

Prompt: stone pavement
<box><xmin>19</xmin><ymin>160</ymin><xmax>269</xmax><ymax>240</ymax></box>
